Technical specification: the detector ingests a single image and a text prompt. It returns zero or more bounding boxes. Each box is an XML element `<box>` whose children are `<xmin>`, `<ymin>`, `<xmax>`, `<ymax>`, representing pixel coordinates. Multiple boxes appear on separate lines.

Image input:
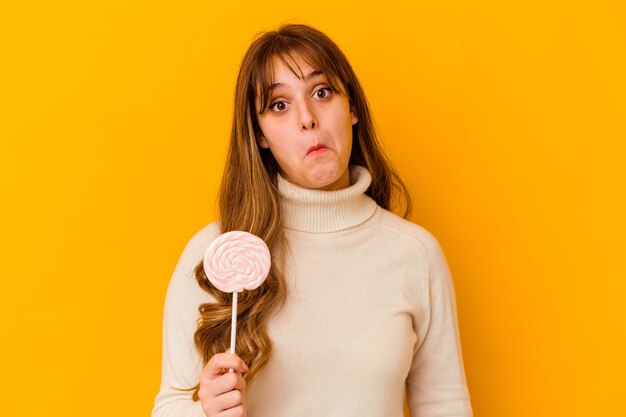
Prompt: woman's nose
<box><xmin>297</xmin><ymin>100</ymin><xmax>317</xmax><ymax>130</ymax></box>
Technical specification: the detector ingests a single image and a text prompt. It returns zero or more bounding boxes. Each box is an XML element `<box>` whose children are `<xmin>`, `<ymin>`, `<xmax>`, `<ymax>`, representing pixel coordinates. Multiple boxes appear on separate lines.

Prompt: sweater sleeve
<box><xmin>151</xmin><ymin>224</ymin><xmax>219</xmax><ymax>417</ymax></box>
<box><xmin>405</xmin><ymin>233</ymin><xmax>473</xmax><ymax>417</ymax></box>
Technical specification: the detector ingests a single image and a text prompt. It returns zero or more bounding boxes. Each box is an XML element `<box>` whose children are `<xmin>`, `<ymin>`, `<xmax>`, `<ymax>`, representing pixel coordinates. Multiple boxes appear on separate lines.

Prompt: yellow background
<box><xmin>1</xmin><ymin>1</ymin><xmax>624</xmax><ymax>416</ymax></box>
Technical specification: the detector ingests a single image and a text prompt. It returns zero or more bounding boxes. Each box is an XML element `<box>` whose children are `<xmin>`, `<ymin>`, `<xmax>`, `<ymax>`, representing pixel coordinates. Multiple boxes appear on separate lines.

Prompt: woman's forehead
<box><xmin>269</xmin><ymin>52</ymin><xmax>320</xmax><ymax>83</ymax></box>
<box><xmin>262</xmin><ymin>54</ymin><xmax>341</xmax><ymax>90</ymax></box>
<box><xmin>269</xmin><ymin>69</ymin><xmax>326</xmax><ymax>92</ymax></box>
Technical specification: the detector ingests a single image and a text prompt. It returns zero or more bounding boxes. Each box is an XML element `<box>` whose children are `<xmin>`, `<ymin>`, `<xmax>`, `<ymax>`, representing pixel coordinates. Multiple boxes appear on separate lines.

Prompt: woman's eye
<box><xmin>268</xmin><ymin>88</ymin><xmax>331</xmax><ymax>113</ymax></box>
<box><xmin>269</xmin><ymin>101</ymin><xmax>287</xmax><ymax>112</ymax></box>
<box><xmin>315</xmin><ymin>87</ymin><xmax>332</xmax><ymax>99</ymax></box>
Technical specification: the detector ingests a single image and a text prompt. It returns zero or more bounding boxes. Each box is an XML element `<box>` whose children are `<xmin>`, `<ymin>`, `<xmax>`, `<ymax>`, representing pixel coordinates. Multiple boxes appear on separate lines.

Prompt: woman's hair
<box><xmin>183</xmin><ymin>23</ymin><xmax>412</xmax><ymax>400</ymax></box>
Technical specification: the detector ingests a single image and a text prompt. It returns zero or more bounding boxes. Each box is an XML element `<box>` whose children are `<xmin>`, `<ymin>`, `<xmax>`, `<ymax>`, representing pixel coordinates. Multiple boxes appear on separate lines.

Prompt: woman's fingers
<box><xmin>201</xmin><ymin>352</ymin><xmax>249</xmax><ymax>382</ymax></box>
<box><xmin>209</xmin><ymin>370</ymin><xmax>246</xmax><ymax>397</ymax></box>
<box><xmin>216</xmin><ymin>404</ymin><xmax>246</xmax><ymax>417</ymax></box>
<box><xmin>200</xmin><ymin>376</ymin><xmax>246</xmax><ymax>417</ymax></box>
<box><xmin>198</xmin><ymin>352</ymin><xmax>248</xmax><ymax>417</ymax></box>
<box><xmin>214</xmin><ymin>388</ymin><xmax>245</xmax><ymax>411</ymax></box>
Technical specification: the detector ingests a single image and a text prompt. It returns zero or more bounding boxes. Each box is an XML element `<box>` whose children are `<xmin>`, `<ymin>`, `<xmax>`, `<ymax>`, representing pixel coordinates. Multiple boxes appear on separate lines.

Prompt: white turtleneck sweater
<box><xmin>152</xmin><ymin>165</ymin><xmax>473</xmax><ymax>417</ymax></box>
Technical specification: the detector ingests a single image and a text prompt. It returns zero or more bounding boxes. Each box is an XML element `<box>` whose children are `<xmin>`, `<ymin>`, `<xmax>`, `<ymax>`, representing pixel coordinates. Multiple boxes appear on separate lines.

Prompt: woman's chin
<box><xmin>308</xmin><ymin>167</ymin><xmax>349</xmax><ymax>191</ymax></box>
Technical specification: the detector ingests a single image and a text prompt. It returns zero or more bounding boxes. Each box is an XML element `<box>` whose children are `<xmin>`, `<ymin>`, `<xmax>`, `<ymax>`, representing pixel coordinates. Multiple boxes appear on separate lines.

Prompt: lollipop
<box><xmin>203</xmin><ymin>231</ymin><xmax>270</xmax><ymax>372</ymax></box>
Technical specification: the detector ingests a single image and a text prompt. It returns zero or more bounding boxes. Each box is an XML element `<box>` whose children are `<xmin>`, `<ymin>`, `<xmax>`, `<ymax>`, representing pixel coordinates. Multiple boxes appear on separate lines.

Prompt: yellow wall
<box><xmin>1</xmin><ymin>1</ymin><xmax>624</xmax><ymax>416</ymax></box>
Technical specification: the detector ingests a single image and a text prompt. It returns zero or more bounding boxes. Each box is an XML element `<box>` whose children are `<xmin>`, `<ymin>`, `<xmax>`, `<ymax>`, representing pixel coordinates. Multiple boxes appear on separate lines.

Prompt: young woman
<box><xmin>152</xmin><ymin>23</ymin><xmax>473</xmax><ymax>417</ymax></box>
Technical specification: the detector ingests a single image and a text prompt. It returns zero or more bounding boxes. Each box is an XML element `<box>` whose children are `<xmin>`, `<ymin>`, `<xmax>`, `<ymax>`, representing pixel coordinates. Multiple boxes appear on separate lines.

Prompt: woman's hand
<box><xmin>198</xmin><ymin>350</ymin><xmax>249</xmax><ymax>417</ymax></box>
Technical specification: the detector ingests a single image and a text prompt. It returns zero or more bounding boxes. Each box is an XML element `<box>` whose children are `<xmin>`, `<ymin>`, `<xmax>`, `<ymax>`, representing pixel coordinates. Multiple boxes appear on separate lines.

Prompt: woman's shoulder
<box><xmin>375</xmin><ymin>207</ymin><xmax>446</xmax><ymax>260</ymax></box>
<box><xmin>171</xmin><ymin>221</ymin><xmax>222</xmax><ymax>277</ymax></box>
<box><xmin>165</xmin><ymin>221</ymin><xmax>222</xmax><ymax>301</ymax></box>
<box><xmin>178</xmin><ymin>221</ymin><xmax>222</xmax><ymax>262</ymax></box>
<box><xmin>187</xmin><ymin>220</ymin><xmax>222</xmax><ymax>245</ymax></box>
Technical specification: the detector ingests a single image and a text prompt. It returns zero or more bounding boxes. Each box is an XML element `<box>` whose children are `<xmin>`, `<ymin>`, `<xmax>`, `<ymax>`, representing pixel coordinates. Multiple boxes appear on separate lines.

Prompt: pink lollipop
<box><xmin>203</xmin><ymin>231</ymin><xmax>271</xmax><ymax>372</ymax></box>
<box><xmin>204</xmin><ymin>231</ymin><xmax>270</xmax><ymax>293</ymax></box>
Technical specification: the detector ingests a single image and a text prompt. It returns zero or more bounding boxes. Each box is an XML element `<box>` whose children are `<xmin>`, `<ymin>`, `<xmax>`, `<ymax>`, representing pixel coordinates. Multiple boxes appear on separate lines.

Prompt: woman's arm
<box><xmin>406</xmin><ymin>234</ymin><xmax>473</xmax><ymax>417</ymax></box>
<box><xmin>152</xmin><ymin>224</ymin><xmax>219</xmax><ymax>417</ymax></box>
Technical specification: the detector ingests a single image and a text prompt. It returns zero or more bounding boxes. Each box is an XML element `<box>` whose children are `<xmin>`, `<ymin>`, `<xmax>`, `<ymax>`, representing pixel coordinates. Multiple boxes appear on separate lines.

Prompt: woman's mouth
<box><xmin>306</xmin><ymin>145</ymin><xmax>328</xmax><ymax>157</ymax></box>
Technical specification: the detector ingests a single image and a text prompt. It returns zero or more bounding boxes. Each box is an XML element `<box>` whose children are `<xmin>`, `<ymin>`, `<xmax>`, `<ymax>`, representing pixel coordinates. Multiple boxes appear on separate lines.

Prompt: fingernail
<box><xmin>242</xmin><ymin>363</ymin><xmax>249</xmax><ymax>372</ymax></box>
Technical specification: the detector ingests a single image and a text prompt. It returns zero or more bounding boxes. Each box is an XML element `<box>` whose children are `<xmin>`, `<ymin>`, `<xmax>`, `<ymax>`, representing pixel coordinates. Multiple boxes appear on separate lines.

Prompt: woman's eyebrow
<box><xmin>269</xmin><ymin>70</ymin><xmax>325</xmax><ymax>92</ymax></box>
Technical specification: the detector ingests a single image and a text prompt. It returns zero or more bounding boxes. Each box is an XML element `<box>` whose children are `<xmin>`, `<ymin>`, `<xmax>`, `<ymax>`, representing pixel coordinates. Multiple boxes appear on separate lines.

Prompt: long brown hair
<box><xmin>185</xmin><ymin>23</ymin><xmax>412</xmax><ymax>400</ymax></box>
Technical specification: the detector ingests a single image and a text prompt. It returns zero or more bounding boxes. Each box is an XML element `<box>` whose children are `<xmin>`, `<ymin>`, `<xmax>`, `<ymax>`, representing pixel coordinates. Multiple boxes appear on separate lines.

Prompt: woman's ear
<box><xmin>349</xmin><ymin>100</ymin><xmax>358</xmax><ymax>125</ymax></box>
<box><xmin>258</xmin><ymin>135</ymin><xmax>269</xmax><ymax>149</ymax></box>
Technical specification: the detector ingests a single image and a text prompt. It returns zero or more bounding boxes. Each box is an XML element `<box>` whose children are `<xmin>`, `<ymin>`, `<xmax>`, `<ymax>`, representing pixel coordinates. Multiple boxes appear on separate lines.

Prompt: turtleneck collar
<box><xmin>276</xmin><ymin>165</ymin><xmax>379</xmax><ymax>233</ymax></box>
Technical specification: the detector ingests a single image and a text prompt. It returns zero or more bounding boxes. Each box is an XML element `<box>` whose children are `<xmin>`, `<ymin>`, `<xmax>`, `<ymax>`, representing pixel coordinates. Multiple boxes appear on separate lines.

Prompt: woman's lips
<box><xmin>306</xmin><ymin>145</ymin><xmax>328</xmax><ymax>157</ymax></box>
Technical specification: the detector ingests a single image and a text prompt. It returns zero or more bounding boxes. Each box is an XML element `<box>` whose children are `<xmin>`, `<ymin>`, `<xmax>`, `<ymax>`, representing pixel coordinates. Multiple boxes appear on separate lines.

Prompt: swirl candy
<box><xmin>203</xmin><ymin>231</ymin><xmax>271</xmax><ymax>372</ymax></box>
<box><xmin>203</xmin><ymin>231</ymin><xmax>271</xmax><ymax>293</ymax></box>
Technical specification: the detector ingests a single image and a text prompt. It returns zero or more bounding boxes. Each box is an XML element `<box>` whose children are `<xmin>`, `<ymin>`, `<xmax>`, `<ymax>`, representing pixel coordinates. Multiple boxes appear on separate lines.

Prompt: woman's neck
<box><xmin>276</xmin><ymin>165</ymin><xmax>378</xmax><ymax>233</ymax></box>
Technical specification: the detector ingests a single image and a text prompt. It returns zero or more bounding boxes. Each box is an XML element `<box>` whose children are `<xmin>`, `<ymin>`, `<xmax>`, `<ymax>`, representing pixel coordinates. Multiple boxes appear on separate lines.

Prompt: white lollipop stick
<box><xmin>203</xmin><ymin>231</ymin><xmax>271</xmax><ymax>373</ymax></box>
<box><xmin>229</xmin><ymin>292</ymin><xmax>238</xmax><ymax>373</ymax></box>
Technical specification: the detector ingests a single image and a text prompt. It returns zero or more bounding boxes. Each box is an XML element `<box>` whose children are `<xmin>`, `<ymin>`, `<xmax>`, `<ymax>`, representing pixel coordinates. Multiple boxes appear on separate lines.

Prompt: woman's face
<box><xmin>256</xmin><ymin>54</ymin><xmax>358</xmax><ymax>191</ymax></box>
